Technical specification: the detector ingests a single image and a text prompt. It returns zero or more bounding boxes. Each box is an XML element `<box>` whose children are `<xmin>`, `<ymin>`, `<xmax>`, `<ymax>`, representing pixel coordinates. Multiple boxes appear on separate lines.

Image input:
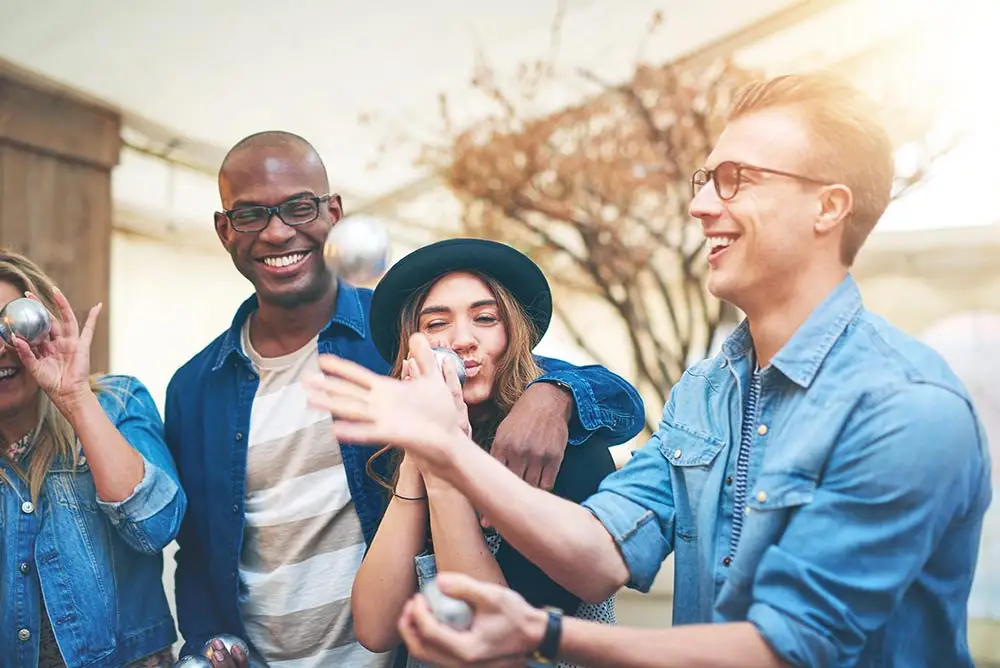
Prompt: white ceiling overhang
<box><xmin>0</xmin><ymin>0</ymin><xmax>993</xmax><ymax>253</ymax></box>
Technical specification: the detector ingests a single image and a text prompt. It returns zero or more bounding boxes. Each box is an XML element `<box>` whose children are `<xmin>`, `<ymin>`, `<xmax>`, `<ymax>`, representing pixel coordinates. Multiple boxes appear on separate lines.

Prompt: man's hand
<box><xmin>205</xmin><ymin>638</ymin><xmax>250</xmax><ymax>668</ymax></box>
<box><xmin>493</xmin><ymin>381</ymin><xmax>572</xmax><ymax>489</ymax></box>
<box><xmin>303</xmin><ymin>333</ymin><xmax>469</xmax><ymax>473</ymax></box>
<box><xmin>398</xmin><ymin>572</ymin><xmax>547</xmax><ymax>667</ymax></box>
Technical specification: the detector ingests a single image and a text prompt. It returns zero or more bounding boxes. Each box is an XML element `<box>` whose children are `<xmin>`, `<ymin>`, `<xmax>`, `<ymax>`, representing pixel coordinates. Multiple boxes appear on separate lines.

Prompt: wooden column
<box><xmin>0</xmin><ymin>61</ymin><xmax>121</xmax><ymax>374</ymax></box>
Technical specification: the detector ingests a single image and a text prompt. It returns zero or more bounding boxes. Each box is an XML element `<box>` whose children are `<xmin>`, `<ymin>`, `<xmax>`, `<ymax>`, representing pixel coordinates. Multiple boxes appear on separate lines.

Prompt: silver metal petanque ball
<box><xmin>323</xmin><ymin>214</ymin><xmax>391</xmax><ymax>284</ymax></box>
<box><xmin>422</xmin><ymin>578</ymin><xmax>473</xmax><ymax>630</ymax></box>
<box><xmin>0</xmin><ymin>297</ymin><xmax>53</xmax><ymax>347</ymax></box>
<box><xmin>201</xmin><ymin>634</ymin><xmax>251</xmax><ymax>660</ymax></box>
<box><xmin>432</xmin><ymin>346</ymin><xmax>467</xmax><ymax>386</ymax></box>
<box><xmin>172</xmin><ymin>656</ymin><xmax>213</xmax><ymax>668</ymax></box>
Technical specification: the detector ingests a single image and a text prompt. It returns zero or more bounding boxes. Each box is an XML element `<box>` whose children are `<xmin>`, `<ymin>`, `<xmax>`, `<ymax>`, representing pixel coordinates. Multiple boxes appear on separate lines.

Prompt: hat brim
<box><xmin>370</xmin><ymin>238</ymin><xmax>552</xmax><ymax>364</ymax></box>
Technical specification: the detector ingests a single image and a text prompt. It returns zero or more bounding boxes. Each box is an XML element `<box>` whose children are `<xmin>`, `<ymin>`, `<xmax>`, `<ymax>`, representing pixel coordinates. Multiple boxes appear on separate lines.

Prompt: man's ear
<box><xmin>328</xmin><ymin>194</ymin><xmax>343</xmax><ymax>224</ymax></box>
<box><xmin>814</xmin><ymin>184</ymin><xmax>853</xmax><ymax>236</ymax></box>
<box><xmin>214</xmin><ymin>211</ymin><xmax>233</xmax><ymax>247</ymax></box>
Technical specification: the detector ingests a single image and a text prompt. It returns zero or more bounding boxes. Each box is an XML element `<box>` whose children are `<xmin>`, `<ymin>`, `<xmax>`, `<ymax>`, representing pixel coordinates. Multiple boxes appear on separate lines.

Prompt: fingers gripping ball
<box><xmin>422</xmin><ymin>578</ymin><xmax>473</xmax><ymax>630</ymax></box>
<box><xmin>432</xmin><ymin>346</ymin><xmax>466</xmax><ymax>386</ymax></box>
<box><xmin>0</xmin><ymin>297</ymin><xmax>52</xmax><ymax>346</ymax></box>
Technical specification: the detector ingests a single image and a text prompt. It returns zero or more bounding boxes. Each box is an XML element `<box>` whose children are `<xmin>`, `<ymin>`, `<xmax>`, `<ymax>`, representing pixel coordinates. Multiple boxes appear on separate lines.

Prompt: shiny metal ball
<box><xmin>323</xmin><ymin>215</ymin><xmax>390</xmax><ymax>284</ymax></box>
<box><xmin>0</xmin><ymin>297</ymin><xmax>52</xmax><ymax>346</ymax></box>
<box><xmin>172</xmin><ymin>656</ymin><xmax>213</xmax><ymax>668</ymax></box>
<box><xmin>201</xmin><ymin>634</ymin><xmax>250</xmax><ymax>660</ymax></box>
<box><xmin>422</xmin><ymin>578</ymin><xmax>473</xmax><ymax>630</ymax></box>
<box><xmin>432</xmin><ymin>347</ymin><xmax>466</xmax><ymax>386</ymax></box>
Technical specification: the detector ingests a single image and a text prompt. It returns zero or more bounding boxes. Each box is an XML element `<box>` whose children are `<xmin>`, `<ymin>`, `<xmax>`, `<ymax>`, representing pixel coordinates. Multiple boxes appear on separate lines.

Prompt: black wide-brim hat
<box><xmin>370</xmin><ymin>238</ymin><xmax>553</xmax><ymax>363</ymax></box>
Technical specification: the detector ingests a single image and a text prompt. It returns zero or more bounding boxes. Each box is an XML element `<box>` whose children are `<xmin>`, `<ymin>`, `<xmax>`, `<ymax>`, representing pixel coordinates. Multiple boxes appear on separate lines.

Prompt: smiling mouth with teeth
<box><xmin>262</xmin><ymin>252</ymin><xmax>308</xmax><ymax>268</ymax></box>
<box><xmin>706</xmin><ymin>236</ymin><xmax>736</xmax><ymax>252</ymax></box>
<box><xmin>0</xmin><ymin>367</ymin><xmax>19</xmax><ymax>380</ymax></box>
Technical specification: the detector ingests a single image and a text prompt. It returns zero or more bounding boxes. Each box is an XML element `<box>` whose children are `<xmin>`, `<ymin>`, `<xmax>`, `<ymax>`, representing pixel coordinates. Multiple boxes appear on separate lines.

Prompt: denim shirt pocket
<box><xmin>746</xmin><ymin>470</ymin><xmax>817</xmax><ymax>511</ymax></box>
<box><xmin>726</xmin><ymin>469</ymin><xmax>818</xmax><ymax>591</ymax></box>
<box><xmin>659</xmin><ymin>424</ymin><xmax>725</xmax><ymax>542</ymax></box>
<box><xmin>47</xmin><ymin>457</ymin><xmax>101</xmax><ymax>513</ymax></box>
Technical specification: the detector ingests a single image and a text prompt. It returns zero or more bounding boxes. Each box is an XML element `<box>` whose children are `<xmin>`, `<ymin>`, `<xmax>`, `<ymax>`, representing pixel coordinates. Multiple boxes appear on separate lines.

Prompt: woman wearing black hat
<box><xmin>346</xmin><ymin>238</ymin><xmax>621</xmax><ymax>668</ymax></box>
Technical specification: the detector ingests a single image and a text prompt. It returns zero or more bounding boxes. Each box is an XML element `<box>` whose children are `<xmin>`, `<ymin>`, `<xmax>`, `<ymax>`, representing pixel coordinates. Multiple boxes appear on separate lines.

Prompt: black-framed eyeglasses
<box><xmin>222</xmin><ymin>194</ymin><xmax>332</xmax><ymax>233</ymax></box>
<box><xmin>690</xmin><ymin>161</ymin><xmax>830</xmax><ymax>201</ymax></box>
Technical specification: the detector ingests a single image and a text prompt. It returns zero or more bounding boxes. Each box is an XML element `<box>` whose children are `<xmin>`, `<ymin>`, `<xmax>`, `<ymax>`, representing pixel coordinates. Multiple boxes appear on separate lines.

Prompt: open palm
<box><xmin>304</xmin><ymin>333</ymin><xmax>463</xmax><ymax>468</ymax></box>
<box><xmin>12</xmin><ymin>288</ymin><xmax>102</xmax><ymax>407</ymax></box>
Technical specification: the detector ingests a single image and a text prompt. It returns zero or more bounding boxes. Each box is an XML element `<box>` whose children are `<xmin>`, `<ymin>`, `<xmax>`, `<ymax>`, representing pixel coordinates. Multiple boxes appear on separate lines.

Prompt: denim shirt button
<box><xmin>722</xmin><ymin>556</ymin><xmax>732</xmax><ymax>567</ymax></box>
<box><xmin>21</xmin><ymin>501</ymin><xmax>34</xmax><ymax>514</ymax></box>
<box><xmin>672</xmin><ymin>449</ymin><xmax>682</xmax><ymax>459</ymax></box>
<box><xmin>756</xmin><ymin>491</ymin><xmax>768</xmax><ymax>503</ymax></box>
<box><xmin>235</xmin><ymin>433</ymin><xmax>244</xmax><ymax>441</ymax></box>
<box><xmin>757</xmin><ymin>424</ymin><xmax>768</xmax><ymax>436</ymax></box>
<box><xmin>17</xmin><ymin>628</ymin><xmax>30</xmax><ymax>642</ymax></box>
<box><xmin>232</xmin><ymin>505</ymin><xmax>239</xmax><ymax>513</ymax></box>
<box><xmin>19</xmin><ymin>562</ymin><xmax>30</xmax><ymax>575</ymax></box>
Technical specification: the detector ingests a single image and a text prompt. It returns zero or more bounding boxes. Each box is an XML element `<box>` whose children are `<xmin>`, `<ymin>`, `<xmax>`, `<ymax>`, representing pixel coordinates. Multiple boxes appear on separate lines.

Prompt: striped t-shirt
<box><xmin>238</xmin><ymin>321</ymin><xmax>394</xmax><ymax>668</ymax></box>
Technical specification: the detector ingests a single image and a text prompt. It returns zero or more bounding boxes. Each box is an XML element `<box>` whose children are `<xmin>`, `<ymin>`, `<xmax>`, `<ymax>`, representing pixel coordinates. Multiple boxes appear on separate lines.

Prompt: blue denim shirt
<box><xmin>165</xmin><ymin>282</ymin><xmax>645</xmax><ymax>656</ymax></box>
<box><xmin>583</xmin><ymin>276</ymin><xmax>992</xmax><ymax>668</ymax></box>
<box><xmin>0</xmin><ymin>375</ymin><xmax>186</xmax><ymax>668</ymax></box>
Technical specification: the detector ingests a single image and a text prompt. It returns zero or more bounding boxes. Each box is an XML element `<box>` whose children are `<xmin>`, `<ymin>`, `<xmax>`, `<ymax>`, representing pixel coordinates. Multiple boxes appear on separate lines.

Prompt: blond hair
<box><xmin>366</xmin><ymin>272</ymin><xmax>544</xmax><ymax>492</ymax></box>
<box><xmin>729</xmin><ymin>72</ymin><xmax>895</xmax><ymax>265</ymax></box>
<box><xmin>0</xmin><ymin>249</ymin><xmax>104</xmax><ymax>502</ymax></box>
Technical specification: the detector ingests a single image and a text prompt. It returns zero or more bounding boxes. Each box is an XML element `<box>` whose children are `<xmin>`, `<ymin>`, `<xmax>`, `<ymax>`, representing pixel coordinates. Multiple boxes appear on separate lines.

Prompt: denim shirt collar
<box><xmin>211</xmin><ymin>281</ymin><xmax>368</xmax><ymax>371</ymax></box>
<box><xmin>722</xmin><ymin>274</ymin><xmax>863</xmax><ymax>388</ymax></box>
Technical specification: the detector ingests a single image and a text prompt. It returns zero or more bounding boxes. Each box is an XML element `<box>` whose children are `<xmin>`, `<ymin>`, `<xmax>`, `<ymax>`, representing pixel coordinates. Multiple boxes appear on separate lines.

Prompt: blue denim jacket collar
<box><xmin>211</xmin><ymin>281</ymin><xmax>368</xmax><ymax>372</ymax></box>
<box><xmin>722</xmin><ymin>274</ymin><xmax>863</xmax><ymax>388</ymax></box>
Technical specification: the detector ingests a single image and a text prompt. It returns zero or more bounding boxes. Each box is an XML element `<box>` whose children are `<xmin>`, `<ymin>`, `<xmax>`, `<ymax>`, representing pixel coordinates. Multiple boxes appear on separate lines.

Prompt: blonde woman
<box><xmin>0</xmin><ymin>250</ymin><xmax>185</xmax><ymax>668</ymax></box>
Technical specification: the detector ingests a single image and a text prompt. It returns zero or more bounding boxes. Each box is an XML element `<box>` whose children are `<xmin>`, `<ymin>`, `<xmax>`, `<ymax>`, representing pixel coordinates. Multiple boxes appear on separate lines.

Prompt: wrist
<box><xmin>395</xmin><ymin>459</ymin><xmax>427</xmax><ymax>498</ymax></box>
<box><xmin>523</xmin><ymin>606</ymin><xmax>550</xmax><ymax>654</ymax></box>
<box><xmin>532</xmin><ymin>381</ymin><xmax>573</xmax><ymax>422</ymax></box>
<box><xmin>54</xmin><ymin>386</ymin><xmax>99</xmax><ymax>422</ymax></box>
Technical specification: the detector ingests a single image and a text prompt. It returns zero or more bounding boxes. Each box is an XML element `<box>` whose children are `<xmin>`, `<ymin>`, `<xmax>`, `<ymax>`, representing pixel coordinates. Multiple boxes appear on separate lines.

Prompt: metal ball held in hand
<box><xmin>0</xmin><ymin>297</ymin><xmax>52</xmax><ymax>347</ymax></box>
<box><xmin>323</xmin><ymin>214</ymin><xmax>390</xmax><ymax>284</ymax></box>
<box><xmin>201</xmin><ymin>634</ymin><xmax>250</xmax><ymax>660</ymax></box>
<box><xmin>432</xmin><ymin>347</ymin><xmax>467</xmax><ymax>386</ymax></box>
<box><xmin>422</xmin><ymin>578</ymin><xmax>473</xmax><ymax>630</ymax></box>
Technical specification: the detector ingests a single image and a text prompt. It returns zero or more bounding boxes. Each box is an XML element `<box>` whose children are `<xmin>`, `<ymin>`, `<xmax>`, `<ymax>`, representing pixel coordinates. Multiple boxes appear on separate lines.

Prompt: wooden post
<box><xmin>0</xmin><ymin>60</ymin><xmax>122</xmax><ymax>374</ymax></box>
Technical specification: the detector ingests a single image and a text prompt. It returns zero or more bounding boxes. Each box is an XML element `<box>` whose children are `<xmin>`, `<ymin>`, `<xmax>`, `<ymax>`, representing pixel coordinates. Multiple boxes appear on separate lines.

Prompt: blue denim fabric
<box><xmin>0</xmin><ymin>375</ymin><xmax>185</xmax><ymax>668</ymax></box>
<box><xmin>166</xmin><ymin>282</ymin><xmax>645</xmax><ymax>656</ymax></box>
<box><xmin>583</xmin><ymin>275</ymin><xmax>992</xmax><ymax>668</ymax></box>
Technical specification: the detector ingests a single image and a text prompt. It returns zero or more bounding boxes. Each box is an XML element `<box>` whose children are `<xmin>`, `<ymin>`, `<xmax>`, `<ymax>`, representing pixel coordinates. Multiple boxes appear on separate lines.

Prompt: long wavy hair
<box><xmin>366</xmin><ymin>271</ymin><xmax>544</xmax><ymax>493</ymax></box>
<box><xmin>0</xmin><ymin>249</ymin><xmax>105</xmax><ymax>502</ymax></box>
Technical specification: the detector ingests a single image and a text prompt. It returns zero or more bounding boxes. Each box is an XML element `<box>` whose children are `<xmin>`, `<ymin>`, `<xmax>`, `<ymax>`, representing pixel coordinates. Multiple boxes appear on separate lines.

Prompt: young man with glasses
<box><xmin>306</xmin><ymin>73</ymin><xmax>992</xmax><ymax>667</ymax></box>
<box><xmin>162</xmin><ymin>132</ymin><xmax>645</xmax><ymax>667</ymax></box>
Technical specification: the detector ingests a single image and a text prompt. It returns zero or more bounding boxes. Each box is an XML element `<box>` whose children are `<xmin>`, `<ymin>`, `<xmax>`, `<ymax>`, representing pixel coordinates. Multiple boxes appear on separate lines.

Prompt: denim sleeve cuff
<box><xmin>581</xmin><ymin>491</ymin><xmax>668</xmax><ymax>593</ymax></box>
<box><xmin>96</xmin><ymin>458</ymin><xmax>180</xmax><ymax>525</ymax></box>
<box><xmin>530</xmin><ymin>372</ymin><xmax>601</xmax><ymax>443</ymax></box>
<box><xmin>747</xmin><ymin>602</ymin><xmax>839</xmax><ymax>668</ymax></box>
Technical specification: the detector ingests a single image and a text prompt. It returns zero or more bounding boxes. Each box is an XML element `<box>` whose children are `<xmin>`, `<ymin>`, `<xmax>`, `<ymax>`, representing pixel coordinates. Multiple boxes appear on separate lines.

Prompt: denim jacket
<box><xmin>165</xmin><ymin>283</ymin><xmax>644</xmax><ymax>656</ymax></box>
<box><xmin>0</xmin><ymin>374</ymin><xmax>186</xmax><ymax>668</ymax></box>
<box><xmin>584</xmin><ymin>275</ymin><xmax>992</xmax><ymax>668</ymax></box>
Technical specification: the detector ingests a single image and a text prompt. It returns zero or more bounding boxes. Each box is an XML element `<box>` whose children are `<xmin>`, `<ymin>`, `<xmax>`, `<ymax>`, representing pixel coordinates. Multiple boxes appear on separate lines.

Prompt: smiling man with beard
<box><xmin>162</xmin><ymin>131</ymin><xmax>645</xmax><ymax>668</ymax></box>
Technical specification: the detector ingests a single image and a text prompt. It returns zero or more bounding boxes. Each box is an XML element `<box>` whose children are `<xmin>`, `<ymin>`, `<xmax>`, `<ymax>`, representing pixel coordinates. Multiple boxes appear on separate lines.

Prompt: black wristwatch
<box><xmin>530</xmin><ymin>607</ymin><xmax>563</xmax><ymax>665</ymax></box>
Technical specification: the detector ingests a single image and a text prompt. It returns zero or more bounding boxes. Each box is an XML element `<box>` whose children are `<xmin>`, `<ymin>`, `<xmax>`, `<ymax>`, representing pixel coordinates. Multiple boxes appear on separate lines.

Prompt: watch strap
<box><xmin>532</xmin><ymin>607</ymin><xmax>563</xmax><ymax>664</ymax></box>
